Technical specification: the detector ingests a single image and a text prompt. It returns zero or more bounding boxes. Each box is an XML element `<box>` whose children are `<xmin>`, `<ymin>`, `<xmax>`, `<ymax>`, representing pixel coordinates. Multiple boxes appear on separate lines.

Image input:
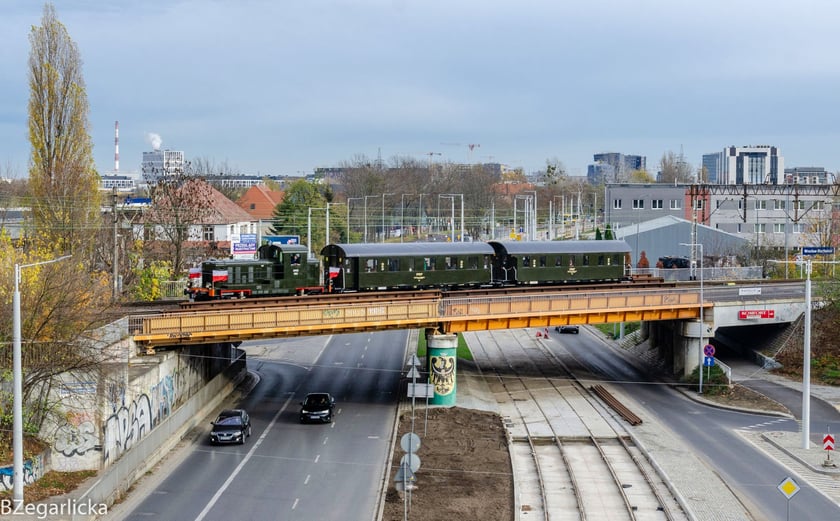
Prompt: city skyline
<box><xmin>2</xmin><ymin>1</ymin><xmax>840</xmax><ymax>178</ymax></box>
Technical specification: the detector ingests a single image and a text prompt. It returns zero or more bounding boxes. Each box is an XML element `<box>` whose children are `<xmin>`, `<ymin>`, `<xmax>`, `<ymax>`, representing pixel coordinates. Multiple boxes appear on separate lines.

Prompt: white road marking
<box><xmin>193</xmin><ymin>395</ymin><xmax>294</xmax><ymax>521</ymax></box>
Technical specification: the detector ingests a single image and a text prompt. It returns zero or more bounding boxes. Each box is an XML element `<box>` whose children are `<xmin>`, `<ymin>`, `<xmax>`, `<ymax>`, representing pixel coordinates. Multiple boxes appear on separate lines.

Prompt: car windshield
<box><xmin>305</xmin><ymin>395</ymin><xmax>329</xmax><ymax>407</ymax></box>
<box><xmin>216</xmin><ymin>416</ymin><xmax>243</xmax><ymax>426</ymax></box>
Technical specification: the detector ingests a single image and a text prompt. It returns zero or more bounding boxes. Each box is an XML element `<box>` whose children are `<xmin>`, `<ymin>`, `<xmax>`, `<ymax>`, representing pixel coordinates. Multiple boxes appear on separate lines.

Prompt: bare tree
<box><xmin>27</xmin><ymin>3</ymin><xmax>100</xmax><ymax>258</ymax></box>
<box><xmin>144</xmin><ymin>169</ymin><xmax>215</xmax><ymax>277</ymax></box>
<box><xmin>658</xmin><ymin>151</ymin><xmax>694</xmax><ymax>184</ymax></box>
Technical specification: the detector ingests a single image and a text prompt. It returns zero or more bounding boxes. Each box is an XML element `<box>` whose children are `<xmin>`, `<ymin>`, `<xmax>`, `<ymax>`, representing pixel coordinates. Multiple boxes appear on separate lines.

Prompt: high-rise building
<box><xmin>701</xmin><ymin>152</ymin><xmax>723</xmax><ymax>183</ymax></box>
<box><xmin>591</xmin><ymin>152</ymin><xmax>646</xmax><ymax>183</ymax></box>
<box><xmin>142</xmin><ymin>149</ymin><xmax>186</xmax><ymax>183</ymax></box>
<box><xmin>721</xmin><ymin>145</ymin><xmax>783</xmax><ymax>185</ymax></box>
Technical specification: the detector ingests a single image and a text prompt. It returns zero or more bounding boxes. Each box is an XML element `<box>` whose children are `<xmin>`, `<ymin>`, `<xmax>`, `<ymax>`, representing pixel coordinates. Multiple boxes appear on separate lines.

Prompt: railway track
<box><xmin>467</xmin><ymin>329</ymin><xmax>686</xmax><ymax>520</ymax></box>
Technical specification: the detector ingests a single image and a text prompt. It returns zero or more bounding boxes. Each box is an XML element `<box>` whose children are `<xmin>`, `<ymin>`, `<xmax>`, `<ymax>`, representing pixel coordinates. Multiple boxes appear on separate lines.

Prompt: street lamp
<box><xmin>13</xmin><ymin>254</ymin><xmax>72</xmax><ymax>503</ymax></box>
<box><xmin>680</xmin><ymin>242</ymin><xmax>704</xmax><ymax>394</ymax></box>
<box><xmin>442</xmin><ymin>194</ymin><xmax>464</xmax><ymax>241</ymax></box>
<box><xmin>307</xmin><ymin>207</ymin><xmax>326</xmax><ymax>260</ymax></box>
<box><xmin>439</xmin><ymin>195</ymin><xmax>455</xmax><ymax>242</ymax></box>
<box><xmin>802</xmin><ymin>258</ymin><xmax>813</xmax><ymax>449</ymax></box>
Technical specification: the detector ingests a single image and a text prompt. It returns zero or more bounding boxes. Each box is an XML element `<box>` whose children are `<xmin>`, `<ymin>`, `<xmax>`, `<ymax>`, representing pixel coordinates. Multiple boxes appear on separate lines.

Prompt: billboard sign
<box><xmin>263</xmin><ymin>235</ymin><xmax>300</xmax><ymax>245</ymax></box>
<box><xmin>231</xmin><ymin>233</ymin><xmax>258</xmax><ymax>259</ymax></box>
<box><xmin>803</xmin><ymin>246</ymin><xmax>835</xmax><ymax>255</ymax></box>
<box><xmin>738</xmin><ymin>310</ymin><xmax>775</xmax><ymax>320</ymax></box>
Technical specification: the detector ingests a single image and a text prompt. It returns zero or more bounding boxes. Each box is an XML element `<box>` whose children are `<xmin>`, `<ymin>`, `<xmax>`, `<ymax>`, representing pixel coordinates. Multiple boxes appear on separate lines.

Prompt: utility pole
<box><xmin>112</xmin><ymin>187</ymin><xmax>119</xmax><ymax>301</ymax></box>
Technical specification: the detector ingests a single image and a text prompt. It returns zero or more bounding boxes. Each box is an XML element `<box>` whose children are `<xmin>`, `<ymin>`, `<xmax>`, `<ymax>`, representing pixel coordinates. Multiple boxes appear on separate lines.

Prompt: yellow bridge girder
<box><xmin>131</xmin><ymin>288</ymin><xmax>710</xmax><ymax>354</ymax></box>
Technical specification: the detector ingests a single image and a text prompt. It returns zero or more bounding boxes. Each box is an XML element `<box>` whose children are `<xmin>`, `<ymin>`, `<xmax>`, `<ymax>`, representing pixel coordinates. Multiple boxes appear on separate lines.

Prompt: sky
<box><xmin>2</xmin><ymin>0</ymin><xmax>840</xmax><ymax>179</ymax></box>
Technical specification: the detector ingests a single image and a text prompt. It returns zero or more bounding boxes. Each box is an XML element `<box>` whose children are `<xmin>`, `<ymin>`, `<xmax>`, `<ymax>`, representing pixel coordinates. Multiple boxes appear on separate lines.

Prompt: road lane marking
<box><xmin>304</xmin><ymin>475</ymin><xmax>310</xmax><ymax>485</ymax></box>
<box><xmin>193</xmin><ymin>395</ymin><xmax>294</xmax><ymax>521</ymax></box>
<box><xmin>292</xmin><ymin>498</ymin><xmax>299</xmax><ymax>510</ymax></box>
<box><xmin>315</xmin><ymin>454</ymin><xmax>320</xmax><ymax>463</ymax></box>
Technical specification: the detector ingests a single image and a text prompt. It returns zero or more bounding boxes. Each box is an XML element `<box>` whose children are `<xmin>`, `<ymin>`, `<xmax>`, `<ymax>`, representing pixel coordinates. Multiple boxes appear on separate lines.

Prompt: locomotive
<box><xmin>186</xmin><ymin>240</ymin><xmax>632</xmax><ymax>300</ymax></box>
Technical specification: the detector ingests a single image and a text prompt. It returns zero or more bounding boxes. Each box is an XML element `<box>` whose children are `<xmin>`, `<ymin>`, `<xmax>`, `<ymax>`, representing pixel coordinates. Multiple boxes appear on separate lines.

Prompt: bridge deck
<box><xmin>130</xmin><ymin>288</ymin><xmax>709</xmax><ymax>353</ymax></box>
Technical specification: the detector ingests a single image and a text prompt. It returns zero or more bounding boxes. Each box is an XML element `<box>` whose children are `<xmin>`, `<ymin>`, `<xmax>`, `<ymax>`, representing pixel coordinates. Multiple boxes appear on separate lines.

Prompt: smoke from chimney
<box><xmin>146</xmin><ymin>132</ymin><xmax>162</xmax><ymax>151</ymax></box>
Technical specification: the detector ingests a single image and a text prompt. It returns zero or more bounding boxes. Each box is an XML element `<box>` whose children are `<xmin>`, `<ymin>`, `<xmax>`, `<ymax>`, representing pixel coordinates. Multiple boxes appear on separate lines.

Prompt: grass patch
<box><xmin>416</xmin><ymin>331</ymin><xmax>473</xmax><ymax>361</ymax></box>
<box><xmin>593</xmin><ymin>322</ymin><xmax>641</xmax><ymax>340</ymax></box>
<box><xmin>0</xmin><ymin>470</ymin><xmax>97</xmax><ymax>503</ymax></box>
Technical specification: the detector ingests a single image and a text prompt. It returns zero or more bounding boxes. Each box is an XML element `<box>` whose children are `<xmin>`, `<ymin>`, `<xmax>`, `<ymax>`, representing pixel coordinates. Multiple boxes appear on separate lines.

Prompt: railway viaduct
<box><xmin>130</xmin><ymin>280</ymin><xmax>807</xmax><ymax>403</ymax></box>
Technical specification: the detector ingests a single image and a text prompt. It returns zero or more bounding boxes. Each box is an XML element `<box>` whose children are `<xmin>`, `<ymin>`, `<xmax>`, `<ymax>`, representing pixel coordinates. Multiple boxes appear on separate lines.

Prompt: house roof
<box><xmin>236</xmin><ymin>184</ymin><xmax>284</xmax><ymax>219</ymax></box>
<box><xmin>205</xmin><ymin>185</ymin><xmax>255</xmax><ymax>224</ymax></box>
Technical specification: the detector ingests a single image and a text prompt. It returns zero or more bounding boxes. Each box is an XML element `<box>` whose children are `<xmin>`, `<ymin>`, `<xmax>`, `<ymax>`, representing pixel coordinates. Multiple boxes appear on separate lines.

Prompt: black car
<box><xmin>555</xmin><ymin>325</ymin><xmax>579</xmax><ymax>334</ymax></box>
<box><xmin>210</xmin><ymin>409</ymin><xmax>251</xmax><ymax>444</ymax></box>
<box><xmin>299</xmin><ymin>393</ymin><xmax>335</xmax><ymax>423</ymax></box>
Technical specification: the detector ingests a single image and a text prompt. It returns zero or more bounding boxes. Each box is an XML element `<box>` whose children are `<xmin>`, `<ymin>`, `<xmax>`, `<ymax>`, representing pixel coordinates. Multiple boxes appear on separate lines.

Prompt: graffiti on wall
<box><xmin>54</xmin><ymin>411</ymin><xmax>98</xmax><ymax>458</ymax></box>
<box><xmin>0</xmin><ymin>452</ymin><xmax>46</xmax><ymax>493</ymax></box>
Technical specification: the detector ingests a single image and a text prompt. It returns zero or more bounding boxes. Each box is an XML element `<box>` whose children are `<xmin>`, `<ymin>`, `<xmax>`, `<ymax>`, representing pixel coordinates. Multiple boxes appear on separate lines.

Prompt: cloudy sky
<box><xmin>2</xmin><ymin>0</ymin><xmax>840</xmax><ymax>178</ymax></box>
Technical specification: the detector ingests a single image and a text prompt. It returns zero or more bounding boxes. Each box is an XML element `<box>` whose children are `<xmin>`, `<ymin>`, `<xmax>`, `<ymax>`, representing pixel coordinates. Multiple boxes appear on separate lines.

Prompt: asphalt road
<box><xmin>113</xmin><ymin>331</ymin><xmax>407</xmax><ymax>521</ymax></box>
<box><xmin>552</xmin><ymin>329</ymin><xmax>840</xmax><ymax>521</ymax></box>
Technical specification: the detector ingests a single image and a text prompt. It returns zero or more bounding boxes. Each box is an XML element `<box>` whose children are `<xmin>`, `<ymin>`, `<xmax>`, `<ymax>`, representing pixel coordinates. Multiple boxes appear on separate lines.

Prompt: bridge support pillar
<box><xmin>427</xmin><ymin>332</ymin><xmax>458</xmax><ymax>406</ymax></box>
<box><xmin>678</xmin><ymin>319</ymin><xmax>712</xmax><ymax>378</ymax></box>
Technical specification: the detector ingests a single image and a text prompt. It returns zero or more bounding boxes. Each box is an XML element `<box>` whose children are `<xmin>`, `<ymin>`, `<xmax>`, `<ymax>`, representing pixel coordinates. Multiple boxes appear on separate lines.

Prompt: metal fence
<box><xmin>160</xmin><ymin>279</ymin><xmax>187</xmax><ymax>299</ymax></box>
<box><xmin>633</xmin><ymin>266</ymin><xmax>763</xmax><ymax>282</ymax></box>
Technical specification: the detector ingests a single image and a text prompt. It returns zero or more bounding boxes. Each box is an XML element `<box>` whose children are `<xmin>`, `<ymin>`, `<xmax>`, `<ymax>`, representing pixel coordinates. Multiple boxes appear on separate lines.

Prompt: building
<box><xmin>721</xmin><ymin>145</ymin><xmax>784</xmax><ymax>185</ymax></box>
<box><xmin>701</xmin><ymin>152</ymin><xmax>723</xmax><ymax>184</ymax></box>
<box><xmin>604</xmin><ymin>182</ymin><xmax>837</xmax><ymax>254</ymax></box>
<box><xmin>589</xmin><ymin>153</ymin><xmax>646</xmax><ymax>184</ymax></box>
<box><xmin>784</xmin><ymin>167</ymin><xmax>832</xmax><ymax>185</ymax></box>
<box><xmin>142</xmin><ymin>149</ymin><xmax>186</xmax><ymax>184</ymax></box>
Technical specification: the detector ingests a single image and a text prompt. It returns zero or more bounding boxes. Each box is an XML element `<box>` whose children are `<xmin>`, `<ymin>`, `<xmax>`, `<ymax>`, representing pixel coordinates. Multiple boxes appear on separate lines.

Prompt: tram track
<box><xmin>467</xmin><ymin>329</ymin><xmax>686</xmax><ymax>520</ymax></box>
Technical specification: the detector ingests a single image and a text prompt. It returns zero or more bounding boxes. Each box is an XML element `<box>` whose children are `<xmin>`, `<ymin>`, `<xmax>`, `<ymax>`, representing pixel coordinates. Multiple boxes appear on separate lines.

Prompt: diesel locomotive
<box><xmin>186</xmin><ymin>240</ymin><xmax>632</xmax><ymax>300</ymax></box>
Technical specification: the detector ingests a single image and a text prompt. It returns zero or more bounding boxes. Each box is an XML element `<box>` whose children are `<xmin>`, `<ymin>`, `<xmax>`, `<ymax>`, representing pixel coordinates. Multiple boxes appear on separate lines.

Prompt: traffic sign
<box><xmin>777</xmin><ymin>476</ymin><xmax>800</xmax><ymax>499</ymax></box>
<box><xmin>803</xmin><ymin>246</ymin><xmax>835</xmax><ymax>255</ymax></box>
<box><xmin>401</xmin><ymin>432</ymin><xmax>421</xmax><ymax>453</ymax></box>
<box><xmin>703</xmin><ymin>356</ymin><xmax>715</xmax><ymax>367</ymax></box>
<box><xmin>703</xmin><ymin>344</ymin><xmax>715</xmax><ymax>357</ymax></box>
<box><xmin>824</xmin><ymin>433</ymin><xmax>835</xmax><ymax>451</ymax></box>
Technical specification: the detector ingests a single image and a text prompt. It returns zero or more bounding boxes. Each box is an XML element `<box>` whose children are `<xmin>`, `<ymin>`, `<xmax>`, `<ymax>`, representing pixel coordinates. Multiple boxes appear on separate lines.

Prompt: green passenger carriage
<box><xmin>320</xmin><ymin>243</ymin><xmax>496</xmax><ymax>292</ymax></box>
<box><xmin>490</xmin><ymin>240</ymin><xmax>630</xmax><ymax>284</ymax></box>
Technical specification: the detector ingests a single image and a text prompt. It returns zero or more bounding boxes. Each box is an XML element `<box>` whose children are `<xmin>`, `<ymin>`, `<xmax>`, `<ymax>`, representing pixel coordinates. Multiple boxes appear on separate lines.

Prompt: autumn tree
<box><xmin>0</xmin><ymin>231</ymin><xmax>113</xmax><ymax>436</ymax></box>
<box><xmin>27</xmin><ymin>3</ymin><xmax>100</xmax><ymax>258</ymax></box>
<box><xmin>628</xmin><ymin>169</ymin><xmax>655</xmax><ymax>183</ymax></box>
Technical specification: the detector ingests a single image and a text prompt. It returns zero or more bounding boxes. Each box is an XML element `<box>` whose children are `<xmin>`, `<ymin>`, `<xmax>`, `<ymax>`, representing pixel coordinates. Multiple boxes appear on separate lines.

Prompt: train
<box><xmin>185</xmin><ymin>240</ymin><xmax>632</xmax><ymax>300</ymax></box>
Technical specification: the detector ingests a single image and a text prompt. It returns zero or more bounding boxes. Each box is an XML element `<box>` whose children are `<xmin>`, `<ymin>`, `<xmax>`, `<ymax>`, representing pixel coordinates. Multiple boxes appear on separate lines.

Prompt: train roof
<box><xmin>490</xmin><ymin>240</ymin><xmax>630</xmax><ymax>254</ymax></box>
<box><xmin>321</xmin><ymin>242</ymin><xmax>495</xmax><ymax>257</ymax></box>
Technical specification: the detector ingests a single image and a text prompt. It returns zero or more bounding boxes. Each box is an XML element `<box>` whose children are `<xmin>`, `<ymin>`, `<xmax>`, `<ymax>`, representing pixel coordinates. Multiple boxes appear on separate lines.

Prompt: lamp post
<box><xmin>13</xmin><ymin>254</ymin><xmax>72</xmax><ymax>503</ymax></box>
<box><xmin>524</xmin><ymin>190</ymin><xmax>537</xmax><ymax>240</ymax></box>
<box><xmin>802</xmin><ymin>258</ymin><xmax>812</xmax><ymax>449</ymax></box>
<box><xmin>680</xmin><ymin>242</ymin><xmax>704</xmax><ymax>394</ymax></box>
<box><xmin>347</xmin><ymin>198</ymin><xmax>363</xmax><ymax>243</ymax></box>
<box><xmin>443</xmin><ymin>194</ymin><xmax>464</xmax><ymax>241</ymax></box>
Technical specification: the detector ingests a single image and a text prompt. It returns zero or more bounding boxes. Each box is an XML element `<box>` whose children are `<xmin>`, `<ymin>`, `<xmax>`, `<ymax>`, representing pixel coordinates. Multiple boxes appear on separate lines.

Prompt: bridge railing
<box><xmin>632</xmin><ymin>266</ymin><xmax>763</xmax><ymax>281</ymax></box>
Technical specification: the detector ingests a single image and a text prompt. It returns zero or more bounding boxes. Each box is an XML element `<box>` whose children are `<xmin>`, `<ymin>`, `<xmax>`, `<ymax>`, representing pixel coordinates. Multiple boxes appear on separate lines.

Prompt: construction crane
<box><xmin>440</xmin><ymin>142</ymin><xmax>481</xmax><ymax>163</ymax></box>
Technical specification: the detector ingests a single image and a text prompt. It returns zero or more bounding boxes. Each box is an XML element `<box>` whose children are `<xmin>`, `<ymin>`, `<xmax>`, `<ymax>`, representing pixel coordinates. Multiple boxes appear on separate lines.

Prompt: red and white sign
<box><xmin>188</xmin><ymin>267</ymin><xmax>201</xmax><ymax>279</ymax></box>
<box><xmin>212</xmin><ymin>269</ymin><xmax>228</xmax><ymax>282</ymax></box>
<box><xmin>738</xmin><ymin>310</ymin><xmax>775</xmax><ymax>320</ymax></box>
<box><xmin>328</xmin><ymin>267</ymin><xmax>341</xmax><ymax>279</ymax></box>
<box><xmin>824</xmin><ymin>433</ymin><xmax>835</xmax><ymax>451</ymax></box>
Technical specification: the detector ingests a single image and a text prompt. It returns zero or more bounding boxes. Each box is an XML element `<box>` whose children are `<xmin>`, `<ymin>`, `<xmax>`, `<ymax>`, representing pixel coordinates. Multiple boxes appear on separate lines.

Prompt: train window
<box><xmin>582</xmin><ymin>255</ymin><xmax>590</xmax><ymax>266</ymax></box>
<box><xmin>365</xmin><ymin>259</ymin><xmax>376</xmax><ymax>272</ymax></box>
<box><xmin>290</xmin><ymin>253</ymin><xmax>301</xmax><ymax>266</ymax></box>
<box><xmin>539</xmin><ymin>256</ymin><xmax>547</xmax><ymax>267</ymax></box>
<box><xmin>555</xmin><ymin>256</ymin><xmax>563</xmax><ymax>267</ymax></box>
<box><xmin>468</xmin><ymin>256</ymin><xmax>478</xmax><ymax>269</ymax></box>
<box><xmin>598</xmin><ymin>255</ymin><xmax>605</xmax><ymax>266</ymax></box>
<box><xmin>484</xmin><ymin>255</ymin><xmax>490</xmax><ymax>269</ymax></box>
<box><xmin>568</xmin><ymin>256</ymin><xmax>575</xmax><ymax>267</ymax></box>
<box><xmin>388</xmin><ymin>258</ymin><xmax>400</xmax><ymax>272</ymax></box>
<box><xmin>343</xmin><ymin>258</ymin><xmax>352</xmax><ymax>273</ymax></box>
<box><xmin>522</xmin><ymin>256</ymin><xmax>530</xmax><ymax>267</ymax></box>
<box><xmin>445</xmin><ymin>256</ymin><xmax>456</xmax><ymax>270</ymax></box>
<box><xmin>248</xmin><ymin>266</ymin><xmax>255</xmax><ymax>282</ymax></box>
<box><xmin>424</xmin><ymin>257</ymin><xmax>436</xmax><ymax>271</ymax></box>
<box><xmin>613</xmin><ymin>254</ymin><xmax>622</xmax><ymax>266</ymax></box>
